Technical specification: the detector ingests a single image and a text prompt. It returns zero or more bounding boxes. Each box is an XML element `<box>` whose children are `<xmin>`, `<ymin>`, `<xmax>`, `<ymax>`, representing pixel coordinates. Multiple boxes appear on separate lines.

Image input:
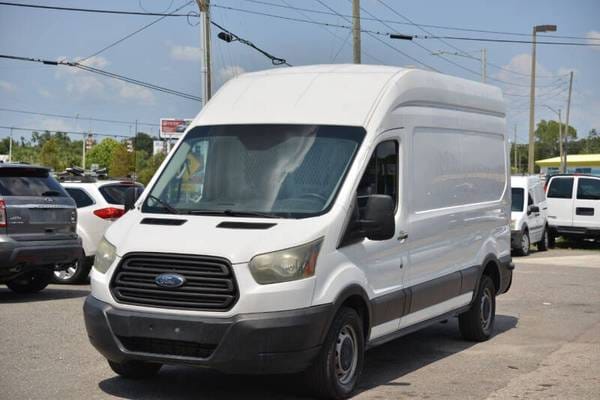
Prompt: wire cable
<box><xmin>0</xmin><ymin>107</ymin><xmax>158</xmax><ymax>127</ymax></box>
<box><xmin>0</xmin><ymin>125</ymin><xmax>134</xmax><ymax>139</ymax></box>
<box><xmin>0</xmin><ymin>54</ymin><xmax>202</xmax><ymax>102</ymax></box>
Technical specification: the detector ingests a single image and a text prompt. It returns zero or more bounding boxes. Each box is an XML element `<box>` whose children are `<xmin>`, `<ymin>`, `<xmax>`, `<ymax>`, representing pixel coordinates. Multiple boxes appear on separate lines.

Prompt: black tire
<box><xmin>547</xmin><ymin>229</ymin><xmax>556</xmax><ymax>248</ymax></box>
<box><xmin>459</xmin><ymin>275</ymin><xmax>496</xmax><ymax>342</ymax></box>
<box><xmin>6</xmin><ymin>270</ymin><xmax>53</xmax><ymax>293</ymax></box>
<box><xmin>537</xmin><ymin>227</ymin><xmax>549</xmax><ymax>251</ymax></box>
<box><xmin>108</xmin><ymin>360</ymin><xmax>162</xmax><ymax>379</ymax></box>
<box><xmin>304</xmin><ymin>307</ymin><xmax>365</xmax><ymax>400</ymax></box>
<box><xmin>515</xmin><ymin>230</ymin><xmax>530</xmax><ymax>256</ymax></box>
<box><xmin>53</xmin><ymin>257</ymin><xmax>92</xmax><ymax>284</ymax></box>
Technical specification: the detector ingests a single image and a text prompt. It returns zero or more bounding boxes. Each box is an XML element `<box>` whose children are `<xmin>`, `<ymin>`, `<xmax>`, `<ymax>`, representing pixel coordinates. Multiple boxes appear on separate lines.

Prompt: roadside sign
<box><xmin>153</xmin><ymin>140</ymin><xmax>165</xmax><ymax>155</ymax></box>
<box><xmin>159</xmin><ymin>118</ymin><xmax>192</xmax><ymax>139</ymax></box>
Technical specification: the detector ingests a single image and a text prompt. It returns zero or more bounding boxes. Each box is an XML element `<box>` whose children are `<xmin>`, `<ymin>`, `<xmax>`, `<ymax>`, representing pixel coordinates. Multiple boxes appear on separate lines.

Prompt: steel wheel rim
<box><xmin>480</xmin><ymin>287</ymin><xmax>493</xmax><ymax>331</ymax></box>
<box><xmin>335</xmin><ymin>324</ymin><xmax>358</xmax><ymax>385</ymax></box>
<box><xmin>54</xmin><ymin>262</ymin><xmax>78</xmax><ymax>281</ymax></box>
<box><xmin>521</xmin><ymin>234</ymin><xmax>529</xmax><ymax>253</ymax></box>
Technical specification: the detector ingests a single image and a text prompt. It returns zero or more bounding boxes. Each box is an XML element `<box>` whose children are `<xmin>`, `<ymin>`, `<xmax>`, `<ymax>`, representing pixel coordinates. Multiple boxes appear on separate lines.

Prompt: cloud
<box><xmin>170</xmin><ymin>45</ymin><xmax>202</xmax><ymax>61</ymax></box>
<box><xmin>38</xmin><ymin>118</ymin><xmax>73</xmax><ymax>133</ymax></box>
<box><xmin>219</xmin><ymin>65</ymin><xmax>245</xmax><ymax>83</ymax></box>
<box><xmin>586</xmin><ymin>30</ymin><xmax>600</xmax><ymax>51</ymax></box>
<box><xmin>0</xmin><ymin>80</ymin><xmax>16</xmax><ymax>93</ymax></box>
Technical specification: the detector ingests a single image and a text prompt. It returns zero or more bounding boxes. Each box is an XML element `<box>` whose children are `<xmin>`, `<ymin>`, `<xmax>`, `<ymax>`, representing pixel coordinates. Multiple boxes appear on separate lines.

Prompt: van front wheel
<box><xmin>304</xmin><ymin>307</ymin><xmax>365</xmax><ymax>400</ymax></box>
<box><xmin>459</xmin><ymin>275</ymin><xmax>496</xmax><ymax>342</ymax></box>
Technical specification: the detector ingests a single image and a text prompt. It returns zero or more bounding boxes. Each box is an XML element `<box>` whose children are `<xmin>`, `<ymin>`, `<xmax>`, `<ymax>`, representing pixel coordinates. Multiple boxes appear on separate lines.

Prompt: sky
<box><xmin>0</xmin><ymin>0</ymin><xmax>599</xmax><ymax>145</ymax></box>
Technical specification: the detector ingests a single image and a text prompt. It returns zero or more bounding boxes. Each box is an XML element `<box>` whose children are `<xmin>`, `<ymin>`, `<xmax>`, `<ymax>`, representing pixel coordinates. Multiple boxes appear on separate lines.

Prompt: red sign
<box><xmin>160</xmin><ymin>118</ymin><xmax>192</xmax><ymax>139</ymax></box>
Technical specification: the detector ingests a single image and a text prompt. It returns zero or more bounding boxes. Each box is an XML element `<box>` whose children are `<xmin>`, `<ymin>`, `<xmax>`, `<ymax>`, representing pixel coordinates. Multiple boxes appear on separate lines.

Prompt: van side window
<box><xmin>357</xmin><ymin>141</ymin><xmax>398</xmax><ymax>206</ymax></box>
<box><xmin>577</xmin><ymin>178</ymin><xmax>600</xmax><ymax>200</ymax></box>
<box><xmin>528</xmin><ymin>193</ymin><xmax>534</xmax><ymax>206</ymax></box>
<box><xmin>547</xmin><ymin>178</ymin><xmax>574</xmax><ymax>199</ymax></box>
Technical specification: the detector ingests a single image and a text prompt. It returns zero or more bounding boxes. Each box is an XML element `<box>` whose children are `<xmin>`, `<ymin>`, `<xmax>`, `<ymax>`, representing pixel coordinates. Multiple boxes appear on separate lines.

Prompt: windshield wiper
<box><xmin>188</xmin><ymin>209</ymin><xmax>279</xmax><ymax>219</ymax></box>
<box><xmin>147</xmin><ymin>195</ymin><xmax>179</xmax><ymax>214</ymax></box>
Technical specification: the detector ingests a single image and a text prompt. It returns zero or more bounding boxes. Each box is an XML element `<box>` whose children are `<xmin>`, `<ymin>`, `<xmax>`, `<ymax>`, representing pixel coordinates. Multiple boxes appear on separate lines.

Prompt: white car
<box><xmin>57</xmin><ymin>179</ymin><xmax>143</xmax><ymax>283</ymax></box>
<box><xmin>546</xmin><ymin>174</ymin><xmax>600</xmax><ymax>243</ymax></box>
<box><xmin>510</xmin><ymin>176</ymin><xmax>549</xmax><ymax>256</ymax></box>
<box><xmin>83</xmin><ymin>65</ymin><xmax>513</xmax><ymax>399</ymax></box>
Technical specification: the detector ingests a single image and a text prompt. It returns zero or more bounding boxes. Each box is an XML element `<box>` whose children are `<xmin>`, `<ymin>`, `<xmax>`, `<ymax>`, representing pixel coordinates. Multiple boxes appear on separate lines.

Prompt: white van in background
<box><xmin>546</xmin><ymin>174</ymin><xmax>600</xmax><ymax>243</ymax></box>
<box><xmin>510</xmin><ymin>176</ymin><xmax>549</xmax><ymax>256</ymax></box>
<box><xmin>83</xmin><ymin>65</ymin><xmax>512</xmax><ymax>399</ymax></box>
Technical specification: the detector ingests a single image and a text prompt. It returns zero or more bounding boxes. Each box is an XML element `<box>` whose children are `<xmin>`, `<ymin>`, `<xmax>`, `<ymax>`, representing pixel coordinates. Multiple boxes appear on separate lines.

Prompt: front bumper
<box><xmin>0</xmin><ymin>237</ymin><xmax>82</xmax><ymax>281</ymax></box>
<box><xmin>83</xmin><ymin>296</ymin><xmax>332</xmax><ymax>374</ymax></box>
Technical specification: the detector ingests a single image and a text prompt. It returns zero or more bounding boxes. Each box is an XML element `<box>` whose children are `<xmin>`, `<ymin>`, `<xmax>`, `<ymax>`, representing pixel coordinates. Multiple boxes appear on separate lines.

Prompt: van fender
<box><xmin>470</xmin><ymin>253</ymin><xmax>501</xmax><ymax>304</ymax></box>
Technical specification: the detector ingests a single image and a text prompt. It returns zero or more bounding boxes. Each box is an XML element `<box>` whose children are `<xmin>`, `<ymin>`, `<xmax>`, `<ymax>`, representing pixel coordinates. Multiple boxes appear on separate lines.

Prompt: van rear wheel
<box><xmin>6</xmin><ymin>270</ymin><xmax>52</xmax><ymax>293</ymax></box>
<box><xmin>108</xmin><ymin>360</ymin><xmax>162</xmax><ymax>379</ymax></box>
<box><xmin>459</xmin><ymin>275</ymin><xmax>496</xmax><ymax>342</ymax></box>
<box><xmin>537</xmin><ymin>227</ymin><xmax>549</xmax><ymax>252</ymax></box>
<box><xmin>304</xmin><ymin>307</ymin><xmax>364</xmax><ymax>400</ymax></box>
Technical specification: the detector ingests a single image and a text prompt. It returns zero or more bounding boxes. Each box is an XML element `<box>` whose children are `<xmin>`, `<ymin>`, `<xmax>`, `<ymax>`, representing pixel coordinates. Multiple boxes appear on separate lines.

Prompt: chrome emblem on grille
<box><xmin>155</xmin><ymin>273</ymin><xmax>186</xmax><ymax>288</ymax></box>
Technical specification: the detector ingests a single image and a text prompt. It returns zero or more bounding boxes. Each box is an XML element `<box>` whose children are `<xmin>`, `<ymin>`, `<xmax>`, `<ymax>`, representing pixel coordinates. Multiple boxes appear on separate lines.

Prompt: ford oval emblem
<box><xmin>155</xmin><ymin>273</ymin><xmax>186</xmax><ymax>288</ymax></box>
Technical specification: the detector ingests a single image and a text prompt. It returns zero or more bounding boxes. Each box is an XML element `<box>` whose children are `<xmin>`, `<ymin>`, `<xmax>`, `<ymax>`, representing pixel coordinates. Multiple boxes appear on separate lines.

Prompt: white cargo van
<box><xmin>84</xmin><ymin>65</ymin><xmax>512</xmax><ymax>399</ymax></box>
<box><xmin>546</xmin><ymin>174</ymin><xmax>600</xmax><ymax>243</ymax></box>
<box><xmin>510</xmin><ymin>176</ymin><xmax>549</xmax><ymax>255</ymax></box>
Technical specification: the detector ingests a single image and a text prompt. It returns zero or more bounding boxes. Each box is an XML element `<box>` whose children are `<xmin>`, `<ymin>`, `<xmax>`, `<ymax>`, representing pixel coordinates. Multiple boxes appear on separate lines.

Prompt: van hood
<box><xmin>104</xmin><ymin>211</ymin><xmax>331</xmax><ymax>264</ymax></box>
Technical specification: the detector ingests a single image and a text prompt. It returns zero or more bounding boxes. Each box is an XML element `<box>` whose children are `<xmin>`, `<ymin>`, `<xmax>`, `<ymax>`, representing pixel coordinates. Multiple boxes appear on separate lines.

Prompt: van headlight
<box><xmin>248</xmin><ymin>238</ymin><xmax>323</xmax><ymax>284</ymax></box>
<box><xmin>94</xmin><ymin>237</ymin><xmax>117</xmax><ymax>274</ymax></box>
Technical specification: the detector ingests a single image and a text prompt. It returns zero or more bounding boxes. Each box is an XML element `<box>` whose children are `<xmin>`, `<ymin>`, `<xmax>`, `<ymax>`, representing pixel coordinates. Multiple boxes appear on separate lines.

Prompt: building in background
<box><xmin>537</xmin><ymin>154</ymin><xmax>600</xmax><ymax>176</ymax></box>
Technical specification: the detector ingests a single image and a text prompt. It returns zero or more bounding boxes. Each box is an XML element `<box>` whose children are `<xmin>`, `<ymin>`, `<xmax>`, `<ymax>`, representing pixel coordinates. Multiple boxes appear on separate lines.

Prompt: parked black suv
<box><xmin>0</xmin><ymin>164</ymin><xmax>82</xmax><ymax>293</ymax></box>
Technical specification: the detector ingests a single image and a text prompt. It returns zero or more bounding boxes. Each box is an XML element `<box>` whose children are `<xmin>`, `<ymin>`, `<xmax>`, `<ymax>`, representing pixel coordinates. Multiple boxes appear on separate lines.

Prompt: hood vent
<box><xmin>217</xmin><ymin>221</ymin><xmax>276</xmax><ymax>230</ymax></box>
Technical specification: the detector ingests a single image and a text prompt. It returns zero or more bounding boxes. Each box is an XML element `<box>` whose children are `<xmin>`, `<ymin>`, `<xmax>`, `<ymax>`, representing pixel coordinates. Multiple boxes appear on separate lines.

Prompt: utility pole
<box><xmin>197</xmin><ymin>0</ymin><xmax>211</xmax><ymax>104</ymax></box>
<box><xmin>528</xmin><ymin>24</ymin><xmax>557</xmax><ymax>174</ymax></box>
<box><xmin>563</xmin><ymin>71</ymin><xmax>574</xmax><ymax>173</ymax></box>
<box><xmin>481</xmin><ymin>48</ymin><xmax>487</xmax><ymax>83</ymax></box>
<box><xmin>352</xmin><ymin>0</ymin><xmax>361</xmax><ymax>64</ymax></box>
<box><xmin>558</xmin><ymin>108</ymin><xmax>564</xmax><ymax>173</ymax></box>
<box><xmin>82</xmin><ymin>133</ymin><xmax>86</xmax><ymax>169</ymax></box>
<box><xmin>8</xmin><ymin>127</ymin><xmax>13</xmax><ymax>163</ymax></box>
<box><xmin>513</xmin><ymin>124</ymin><xmax>517</xmax><ymax>171</ymax></box>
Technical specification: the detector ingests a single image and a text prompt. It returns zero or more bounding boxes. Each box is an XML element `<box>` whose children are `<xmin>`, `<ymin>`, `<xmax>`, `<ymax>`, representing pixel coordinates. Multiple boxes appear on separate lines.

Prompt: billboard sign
<box><xmin>160</xmin><ymin>118</ymin><xmax>192</xmax><ymax>139</ymax></box>
<box><xmin>153</xmin><ymin>140</ymin><xmax>165</xmax><ymax>155</ymax></box>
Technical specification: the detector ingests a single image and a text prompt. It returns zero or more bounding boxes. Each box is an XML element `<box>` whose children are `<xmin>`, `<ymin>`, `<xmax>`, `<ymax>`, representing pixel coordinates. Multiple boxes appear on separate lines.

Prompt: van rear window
<box><xmin>577</xmin><ymin>178</ymin><xmax>600</xmax><ymax>200</ymax></box>
<box><xmin>547</xmin><ymin>178</ymin><xmax>574</xmax><ymax>199</ymax></box>
<box><xmin>0</xmin><ymin>168</ymin><xmax>67</xmax><ymax>197</ymax></box>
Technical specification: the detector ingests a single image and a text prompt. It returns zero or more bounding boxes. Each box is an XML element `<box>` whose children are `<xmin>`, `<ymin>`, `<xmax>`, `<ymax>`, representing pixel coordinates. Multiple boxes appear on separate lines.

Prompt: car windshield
<box><xmin>143</xmin><ymin>124</ymin><xmax>365</xmax><ymax>218</ymax></box>
<box><xmin>511</xmin><ymin>187</ymin><xmax>524</xmax><ymax>212</ymax></box>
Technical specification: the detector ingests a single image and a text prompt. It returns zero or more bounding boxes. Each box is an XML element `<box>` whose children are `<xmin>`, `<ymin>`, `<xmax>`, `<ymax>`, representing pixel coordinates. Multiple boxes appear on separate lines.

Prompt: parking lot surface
<box><xmin>1</xmin><ymin>248</ymin><xmax>599</xmax><ymax>399</ymax></box>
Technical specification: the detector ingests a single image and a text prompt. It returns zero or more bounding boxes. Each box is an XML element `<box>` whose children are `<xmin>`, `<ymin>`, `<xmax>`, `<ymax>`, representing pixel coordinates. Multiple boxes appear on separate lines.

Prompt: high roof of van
<box><xmin>195</xmin><ymin>64</ymin><xmax>505</xmax><ymax>128</ymax></box>
<box><xmin>511</xmin><ymin>175</ymin><xmax>541</xmax><ymax>188</ymax></box>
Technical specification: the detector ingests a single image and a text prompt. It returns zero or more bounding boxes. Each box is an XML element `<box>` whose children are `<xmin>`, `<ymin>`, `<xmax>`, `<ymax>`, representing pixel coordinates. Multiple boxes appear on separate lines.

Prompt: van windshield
<box><xmin>511</xmin><ymin>188</ymin><xmax>524</xmax><ymax>212</ymax></box>
<box><xmin>143</xmin><ymin>124</ymin><xmax>365</xmax><ymax>218</ymax></box>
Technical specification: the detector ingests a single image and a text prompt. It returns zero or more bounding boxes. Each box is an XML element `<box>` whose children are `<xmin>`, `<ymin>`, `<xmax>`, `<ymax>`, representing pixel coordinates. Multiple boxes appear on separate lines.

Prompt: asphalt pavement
<box><xmin>1</xmin><ymin>247</ymin><xmax>599</xmax><ymax>399</ymax></box>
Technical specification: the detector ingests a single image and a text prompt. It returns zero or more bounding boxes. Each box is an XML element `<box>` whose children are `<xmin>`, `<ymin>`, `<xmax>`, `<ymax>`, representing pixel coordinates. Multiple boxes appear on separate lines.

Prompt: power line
<box><xmin>79</xmin><ymin>0</ymin><xmax>194</xmax><ymax>64</ymax></box>
<box><xmin>0</xmin><ymin>54</ymin><xmax>202</xmax><ymax>102</ymax></box>
<box><xmin>0</xmin><ymin>125</ymin><xmax>133</xmax><ymax>139</ymax></box>
<box><xmin>0</xmin><ymin>107</ymin><xmax>159</xmax><ymax>127</ymax></box>
<box><xmin>313</xmin><ymin>0</ymin><xmax>438</xmax><ymax>71</ymax></box>
<box><xmin>2</xmin><ymin>1</ymin><xmax>597</xmax><ymax>44</ymax></box>
<box><xmin>233</xmin><ymin>0</ymin><xmax>599</xmax><ymax>42</ymax></box>
<box><xmin>411</xmin><ymin>35</ymin><xmax>600</xmax><ymax>47</ymax></box>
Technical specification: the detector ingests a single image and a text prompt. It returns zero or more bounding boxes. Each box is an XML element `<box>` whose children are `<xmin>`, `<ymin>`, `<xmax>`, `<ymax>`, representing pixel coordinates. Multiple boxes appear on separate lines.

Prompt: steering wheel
<box><xmin>298</xmin><ymin>193</ymin><xmax>328</xmax><ymax>202</ymax></box>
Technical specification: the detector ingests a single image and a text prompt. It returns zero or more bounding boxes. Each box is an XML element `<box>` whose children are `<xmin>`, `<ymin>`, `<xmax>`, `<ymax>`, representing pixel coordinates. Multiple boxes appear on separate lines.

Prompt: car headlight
<box><xmin>248</xmin><ymin>238</ymin><xmax>323</xmax><ymax>284</ymax></box>
<box><xmin>94</xmin><ymin>237</ymin><xmax>117</xmax><ymax>274</ymax></box>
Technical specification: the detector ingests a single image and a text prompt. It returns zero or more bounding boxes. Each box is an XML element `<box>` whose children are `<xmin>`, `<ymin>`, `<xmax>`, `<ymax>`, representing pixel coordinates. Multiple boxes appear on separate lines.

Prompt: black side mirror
<box><xmin>360</xmin><ymin>195</ymin><xmax>395</xmax><ymax>241</ymax></box>
<box><xmin>124</xmin><ymin>186</ymin><xmax>143</xmax><ymax>211</ymax></box>
<box><xmin>527</xmin><ymin>205</ymin><xmax>540</xmax><ymax>215</ymax></box>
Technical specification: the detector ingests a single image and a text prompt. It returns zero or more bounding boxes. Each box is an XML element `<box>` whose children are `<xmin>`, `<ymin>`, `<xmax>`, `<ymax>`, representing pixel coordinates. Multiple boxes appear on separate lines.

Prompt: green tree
<box><xmin>133</xmin><ymin>132</ymin><xmax>154</xmax><ymax>154</ymax></box>
<box><xmin>86</xmin><ymin>138</ymin><xmax>120</xmax><ymax>170</ymax></box>
<box><xmin>39</xmin><ymin>137</ymin><xmax>62</xmax><ymax>171</ymax></box>
<box><xmin>109</xmin><ymin>143</ymin><xmax>134</xmax><ymax>177</ymax></box>
<box><xmin>137</xmin><ymin>153</ymin><xmax>166</xmax><ymax>185</ymax></box>
<box><xmin>534</xmin><ymin>119</ymin><xmax>577</xmax><ymax>168</ymax></box>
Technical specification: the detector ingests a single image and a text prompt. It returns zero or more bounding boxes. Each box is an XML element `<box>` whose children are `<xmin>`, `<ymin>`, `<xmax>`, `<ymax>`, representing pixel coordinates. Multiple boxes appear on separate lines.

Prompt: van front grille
<box><xmin>110</xmin><ymin>253</ymin><xmax>238</xmax><ymax>311</ymax></box>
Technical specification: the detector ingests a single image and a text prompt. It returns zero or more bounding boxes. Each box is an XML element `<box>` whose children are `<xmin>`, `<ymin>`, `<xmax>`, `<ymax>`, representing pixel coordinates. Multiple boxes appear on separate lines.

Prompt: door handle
<box><xmin>397</xmin><ymin>231</ymin><xmax>408</xmax><ymax>241</ymax></box>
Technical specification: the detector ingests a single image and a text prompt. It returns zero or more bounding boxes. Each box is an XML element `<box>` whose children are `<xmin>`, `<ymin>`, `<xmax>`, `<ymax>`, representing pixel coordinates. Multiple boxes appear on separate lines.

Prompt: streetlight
<box><xmin>528</xmin><ymin>24</ymin><xmax>557</xmax><ymax>174</ymax></box>
<box><xmin>431</xmin><ymin>49</ymin><xmax>487</xmax><ymax>82</ymax></box>
<box><xmin>542</xmin><ymin>104</ymin><xmax>565</xmax><ymax>173</ymax></box>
